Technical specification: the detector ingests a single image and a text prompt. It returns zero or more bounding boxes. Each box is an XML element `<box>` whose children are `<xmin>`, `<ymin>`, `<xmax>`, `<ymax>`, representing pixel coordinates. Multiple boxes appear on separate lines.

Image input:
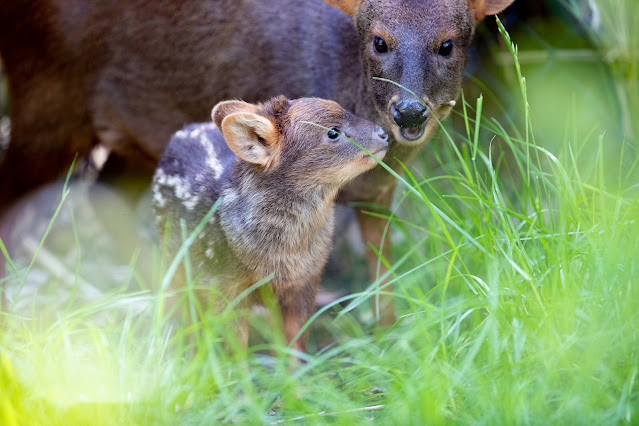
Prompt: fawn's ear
<box><xmin>211</xmin><ymin>100</ymin><xmax>257</xmax><ymax>130</ymax></box>
<box><xmin>467</xmin><ymin>0</ymin><xmax>514</xmax><ymax>20</ymax></box>
<box><xmin>221</xmin><ymin>112</ymin><xmax>278</xmax><ymax>167</ymax></box>
<box><xmin>322</xmin><ymin>0</ymin><xmax>362</xmax><ymax>16</ymax></box>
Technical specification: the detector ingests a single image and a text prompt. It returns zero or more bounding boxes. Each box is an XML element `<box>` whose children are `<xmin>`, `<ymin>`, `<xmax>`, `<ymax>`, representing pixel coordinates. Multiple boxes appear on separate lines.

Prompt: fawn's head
<box><xmin>324</xmin><ymin>0</ymin><xmax>514</xmax><ymax>145</ymax></box>
<box><xmin>212</xmin><ymin>96</ymin><xmax>388</xmax><ymax>188</ymax></box>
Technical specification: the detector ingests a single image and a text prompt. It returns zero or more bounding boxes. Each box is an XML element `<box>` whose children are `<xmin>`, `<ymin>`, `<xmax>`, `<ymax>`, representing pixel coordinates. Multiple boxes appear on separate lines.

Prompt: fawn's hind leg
<box><xmin>276</xmin><ymin>280</ymin><xmax>319</xmax><ymax>356</ymax></box>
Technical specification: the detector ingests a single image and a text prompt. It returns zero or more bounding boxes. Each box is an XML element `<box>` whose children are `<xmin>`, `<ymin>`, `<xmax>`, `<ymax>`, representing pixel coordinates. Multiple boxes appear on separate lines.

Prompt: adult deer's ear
<box><xmin>211</xmin><ymin>100</ymin><xmax>257</xmax><ymax>131</ymax></box>
<box><xmin>221</xmin><ymin>112</ymin><xmax>278</xmax><ymax>167</ymax></box>
<box><xmin>467</xmin><ymin>0</ymin><xmax>514</xmax><ymax>20</ymax></box>
<box><xmin>322</xmin><ymin>0</ymin><xmax>363</xmax><ymax>16</ymax></box>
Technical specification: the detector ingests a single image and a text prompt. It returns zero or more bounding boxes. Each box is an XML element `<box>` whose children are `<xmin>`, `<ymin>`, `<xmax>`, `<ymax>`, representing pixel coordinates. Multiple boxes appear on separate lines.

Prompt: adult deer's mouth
<box><xmin>399</xmin><ymin>122</ymin><xmax>427</xmax><ymax>141</ymax></box>
<box><xmin>393</xmin><ymin>99</ymin><xmax>457</xmax><ymax>143</ymax></box>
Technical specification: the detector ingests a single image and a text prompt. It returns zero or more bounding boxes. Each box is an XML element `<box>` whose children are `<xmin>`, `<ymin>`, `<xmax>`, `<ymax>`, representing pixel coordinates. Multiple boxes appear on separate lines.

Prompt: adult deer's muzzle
<box><xmin>390</xmin><ymin>100</ymin><xmax>429</xmax><ymax>141</ymax></box>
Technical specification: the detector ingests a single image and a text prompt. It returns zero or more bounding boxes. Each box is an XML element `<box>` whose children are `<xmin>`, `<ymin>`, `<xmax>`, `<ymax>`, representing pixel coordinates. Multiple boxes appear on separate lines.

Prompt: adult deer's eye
<box><xmin>439</xmin><ymin>39</ymin><xmax>454</xmax><ymax>56</ymax></box>
<box><xmin>327</xmin><ymin>127</ymin><xmax>340</xmax><ymax>140</ymax></box>
<box><xmin>373</xmin><ymin>36</ymin><xmax>388</xmax><ymax>53</ymax></box>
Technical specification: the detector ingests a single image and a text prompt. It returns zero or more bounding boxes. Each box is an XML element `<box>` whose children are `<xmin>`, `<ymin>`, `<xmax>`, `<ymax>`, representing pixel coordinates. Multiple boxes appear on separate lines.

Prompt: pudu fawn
<box><xmin>152</xmin><ymin>96</ymin><xmax>388</xmax><ymax>353</ymax></box>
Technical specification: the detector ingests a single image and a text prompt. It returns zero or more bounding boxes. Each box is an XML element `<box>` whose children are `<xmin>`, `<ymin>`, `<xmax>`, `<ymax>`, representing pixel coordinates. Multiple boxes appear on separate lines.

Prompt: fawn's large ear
<box><xmin>322</xmin><ymin>0</ymin><xmax>362</xmax><ymax>16</ymax></box>
<box><xmin>467</xmin><ymin>0</ymin><xmax>514</xmax><ymax>20</ymax></box>
<box><xmin>220</xmin><ymin>112</ymin><xmax>278</xmax><ymax>167</ymax></box>
<box><xmin>211</xmin><ymin>100</ymin><xmax>257</xmax><ymax>130</ymax></box>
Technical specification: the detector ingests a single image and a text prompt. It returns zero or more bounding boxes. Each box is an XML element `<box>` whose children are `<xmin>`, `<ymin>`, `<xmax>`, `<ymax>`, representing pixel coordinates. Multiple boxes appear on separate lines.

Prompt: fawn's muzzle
<box><xmin>365</xmin><ymin>125</ymin><xmax>389</xmax><ymax>160</ymax></box>
<box><xmin>376</xmin><ymin>126</ymin><xmax>389</xmax><ymax>142</ymax></box>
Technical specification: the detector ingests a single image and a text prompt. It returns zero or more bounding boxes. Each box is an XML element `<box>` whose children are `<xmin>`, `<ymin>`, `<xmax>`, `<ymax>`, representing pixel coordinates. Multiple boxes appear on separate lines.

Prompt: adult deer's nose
<box><xmin>391</xmin><ymin>100</ymin><xmax>428</xmax><ymax>128</ymax></box>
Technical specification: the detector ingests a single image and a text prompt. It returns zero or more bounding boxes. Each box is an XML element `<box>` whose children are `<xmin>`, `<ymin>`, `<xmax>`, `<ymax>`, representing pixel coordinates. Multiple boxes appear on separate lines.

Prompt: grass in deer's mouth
<box><xmin>2</xmin><ymin>9</ymin><xmax>639</xmax><ymax>425</ymax></box>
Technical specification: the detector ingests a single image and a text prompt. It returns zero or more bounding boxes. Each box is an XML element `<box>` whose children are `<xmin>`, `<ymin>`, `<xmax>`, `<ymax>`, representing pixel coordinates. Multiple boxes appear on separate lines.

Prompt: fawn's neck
<box><xmin>221</xmin><ymin>164</ymin><xmax>338</xmax><ymax>250</ymax></box>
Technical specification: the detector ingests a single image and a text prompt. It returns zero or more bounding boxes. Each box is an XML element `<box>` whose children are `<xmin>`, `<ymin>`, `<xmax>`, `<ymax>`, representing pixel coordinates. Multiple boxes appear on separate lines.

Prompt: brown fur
<box><xmin>152</xmin><ymin>96</ymin><xmax>388</xmax><ymax>353</ymax></box>
<box><xmin>0</xmin><ymin>0</ymin><xmax>514</xmax><ymax>322</ymax></box>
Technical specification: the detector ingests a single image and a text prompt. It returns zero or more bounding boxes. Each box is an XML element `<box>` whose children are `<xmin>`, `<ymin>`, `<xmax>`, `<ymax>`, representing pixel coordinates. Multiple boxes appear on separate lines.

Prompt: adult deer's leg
<box><xmin>355</xmin><ymin>189</ymin><xmax>396</xmax><ymax>327</ymax></box>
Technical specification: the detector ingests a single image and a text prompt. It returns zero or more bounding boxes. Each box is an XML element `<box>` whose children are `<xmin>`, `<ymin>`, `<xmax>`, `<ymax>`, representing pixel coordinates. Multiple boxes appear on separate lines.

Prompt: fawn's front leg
<box><xmin>355</xmin><ymin>189</ymin><xmax>396</xmax><ymax>327</ymax></box>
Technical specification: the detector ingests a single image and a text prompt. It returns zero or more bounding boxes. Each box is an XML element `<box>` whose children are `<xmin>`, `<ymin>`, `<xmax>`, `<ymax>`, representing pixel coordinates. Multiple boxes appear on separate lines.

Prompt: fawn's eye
<box><xmin>373</xmin><ymin>36</ymin><xmax>388</xmax><ymax>53</ymax></box>
<box><xmin>327</xmin><ymin>127</ymin><xmax>340</xmax><ymax>140</ymax></box>
<box><xmin>438</xmin><ymin>39</ymin><xmax>454</xmax><ymax>56</ymax></box>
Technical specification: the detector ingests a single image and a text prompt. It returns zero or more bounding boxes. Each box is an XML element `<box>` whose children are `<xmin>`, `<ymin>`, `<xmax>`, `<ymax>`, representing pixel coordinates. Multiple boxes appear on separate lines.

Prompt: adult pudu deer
<box><xmin>0</xmin><ymin>0</ymin><xmax>515</xmax><ymax>323</ymax></box>
<box><xmin>153</xmin><ymin>96</ymin><xmax>388</xmax><ymax>353</ymax></box>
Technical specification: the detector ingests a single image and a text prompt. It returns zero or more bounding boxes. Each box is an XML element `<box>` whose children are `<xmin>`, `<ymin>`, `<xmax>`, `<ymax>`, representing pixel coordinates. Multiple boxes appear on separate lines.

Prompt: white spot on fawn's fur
<box><xmin>190</xmin><ymin>126</ymin><xmax>224</xmax><ymax>179</ymax></box>
<box><xmin>154</xmin><ymin>168</ymin><xmax>200</xmax><ymax>211</ymax></box>
<box><xmin>152</xmin><ymin>183</ymin><xmax>166</xmax><ymax>208</ymax></box>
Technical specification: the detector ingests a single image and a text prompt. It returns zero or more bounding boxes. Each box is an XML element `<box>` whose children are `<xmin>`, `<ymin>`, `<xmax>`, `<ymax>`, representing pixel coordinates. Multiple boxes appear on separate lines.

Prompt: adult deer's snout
<box><xmin>391</xmin><ymin>100</ymin><xmax>428</xmax><ymax>129</ymax></box>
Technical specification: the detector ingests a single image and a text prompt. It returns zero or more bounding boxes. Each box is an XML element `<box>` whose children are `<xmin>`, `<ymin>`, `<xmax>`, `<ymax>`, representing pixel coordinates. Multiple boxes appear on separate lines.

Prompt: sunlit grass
<box><xmin>1</xmin><ymin>9</ymin><xmax>638</xmax><ymax>425</ymax></box>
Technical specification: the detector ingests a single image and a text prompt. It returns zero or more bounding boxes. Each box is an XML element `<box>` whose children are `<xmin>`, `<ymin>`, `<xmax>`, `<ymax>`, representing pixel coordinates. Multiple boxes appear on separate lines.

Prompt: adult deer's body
<box><xmin>0</xmin><ymin>0</ymin><xmax>514</xmax><ymax>323</ymax></box>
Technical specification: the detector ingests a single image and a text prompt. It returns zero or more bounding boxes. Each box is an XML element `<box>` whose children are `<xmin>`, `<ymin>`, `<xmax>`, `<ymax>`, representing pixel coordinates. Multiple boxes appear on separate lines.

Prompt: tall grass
<box><xmin>1</xmin><ymin>11</ymin><xmax>638</xmax><ymax>425</ymax></box>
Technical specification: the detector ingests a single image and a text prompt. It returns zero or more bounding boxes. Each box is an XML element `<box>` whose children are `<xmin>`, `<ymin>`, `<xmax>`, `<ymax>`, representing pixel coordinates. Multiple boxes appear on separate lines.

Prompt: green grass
<box><xmin>2</xmin><ymin>10</ymin><xmax>639</xmax><ymax>425</ymax></box>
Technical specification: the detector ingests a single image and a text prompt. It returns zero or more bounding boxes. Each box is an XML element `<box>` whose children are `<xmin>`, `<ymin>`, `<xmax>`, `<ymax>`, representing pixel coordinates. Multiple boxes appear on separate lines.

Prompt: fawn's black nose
<box><xmin>391</xmin><ymin>100</ymin><xmax>428</xmax><ymax>128</ymax></box>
